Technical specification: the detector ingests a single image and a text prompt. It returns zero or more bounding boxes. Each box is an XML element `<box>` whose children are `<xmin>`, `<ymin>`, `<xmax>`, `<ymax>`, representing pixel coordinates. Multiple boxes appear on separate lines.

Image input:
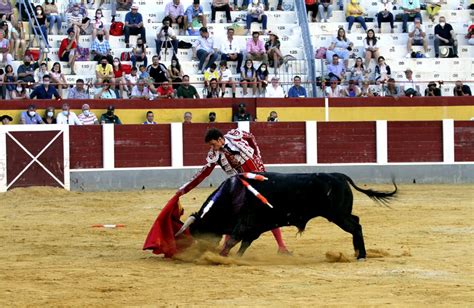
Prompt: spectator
<box><xmin>11</xmin><ymin>80</ymin><xmax>28</xmax><ymax>99</ymax></box>
<box><xmin>240</xmin><ymin>59</ymin><xmax>257</xmax><ymax>97</ymax></box>
<box><xmin>126</xmin><ymin>66</ymin><xmax>139</xmax><ymax>89</ymax></box>
<box><xmin>67</xmin><ymin>3</ymin><xmax>90</xmax><ymax>42</ymax></box>
<box><xmin>36</xmin><ymin>62</ymin><xmax>50</xmax><ymax>85</ymax></box>
<box><xmin>143</xmin><ymin>111</ymin><xmax>157</xmax><ymax>124</ymax></box>
<box><xmin>112</xmin><ymin>57</ymin><xmax>128</xmax><ymax>98</ymax></box>
<box><xmin>30</xmin><ymin>75</ymin><xmax>61</xmax><ymax>99</ymax></box>
<box><xmin>164</xmin><ymin>0</ymin><xmax>185</xmax><ymax>35</ymax></box>
<box><xmin>50</xmin><ymin>62</ymin><xmax>68</xmax><ymax>96</ymax></box>
<box><xmin>0</xmin><ymin>114</ymin><xmax>12</xmax><ymax>125</ymax></box>
<box><xmin>43</xmin><ymin>106</ymin><xmax>56</xmax><ymax>124</ymax></box>
<box><xmin>0</xmin><ymin>20</ymin><xmax>26</xmax><ymax>61</ymax></box>
<box><xmin>326</xmin><ymin>28</ymin><xmax>353</xmax><ymax>67</ymax></box>
<box><xmin>327</xmin><ymin>54</ymin><xmax>346</xmax><ymax>82</ymax></box>
<box><xmin>124</xmin><ymin>4</ymin><xmax>146</xmax><ymax>48</ymax></box>
<box><xmin>20</xmin><ymin>104</ymin><xmax>44</xmax><ymax>124</ymax></box>
<box><xmin>287</xmin><ymin>75</ymin><xmax>307</xmax><ymax>98</ymax></box>
<box><xmin>407</xmin><ymin>18</ymin><xmax>428</xmax><ymax>57</ymax></box>
<box><xmin>318</xmin><ymin>0</ymin><xmax>333</xmax><ymax>23</ymax></box>
<box><xmin>325</xmin><ymin>77</ymin><xmax>343</xmax><ymax>97</ymax></box>
<box><xmin>156</xmin><ymin>80</ymin><xmax>175</xmax><ymax>98</ymax></box>
<box><xmin>350</xmin><ymin>57</ymin><xmax>367</xmax><ymax>84</ymax></box>
<box><xmin>59</xmin><ymin>28</ymin><xmax>78</xmax><ymax>75</ymax></box>
<box><xmin>233</xmin><ymin>103</ymin><xmax>253</xmax><ymax>121</ymax></box>
<box><xmin>265</xmin><ymin>76</ymin><xmax>285</xmax><ymax>98</ymax></box>
<box><xmin>183</xmin><ymin>111</ymin><xmax>192</xmax><ymax>123</ymax></box>
<box><xmin>206</xmin><ymin>77</ymin><xmax>220</xmax><ymax>98</ymax></box>
<box><xmin>256</xmin><ymin>63</ymin><xmax>269</xmax><ymax>96</ymax></box>
<box><xmin>131</xmin><ymin>78</ymin><xmax>153</xmax><ymax>99</ymax></box>
<box><xmin>169</xmin><ymin>57</ymin><xmax>183</xmax><ymax>90</ymax></box>
<box><xmin>66</xmin><ymin>0</ymin><xmax>87</xmax><ymax>16</ymax></box>
<box><xmin>131</xmin><ymin>37</ymin><xmax>147</xmax><ymax>68</ymax></box>
<box><xmin>211</xmin><ymin>0</ymin><xmax>232</xmax><ymax>23</ymax></box>
<box><xmin>383</xmin><ymin>78</ymin><xmax>403</xmax><ymax>97</ymax></box>
<box><xmin>96</xmin><ymin>56</ymin><xmax>114</xmax><ymax>83</ymax></box>
<box><xmin>306</xmin><ymin>0</ymin><xmax>318</xmax><ymax>23</ymax></box>
<box><xmin>341</xmin><ymin>79</ymin><xmax>362</xmax><ymax>97</ymax></box>
<box><xmin>91</xmin><ymin>9</ymin><xmax>105</xmax><ymax>37</ymax></box>
<box><xmin>56</xmin><ymin>102</ymin><xmax>82</xmax><ymax>125</ymax></box>
<box><xmin>204</xmin><ymin>63</ymin><xmax>219</xmax><ymax>88</ymax></box>
<box><xmin>374</xmin><ymin>56</ymin><xmax>391</xmax><ymax>84</ymax></box>
<box><xmin>376</xmin><ymin>0</ymin><xmax>394</xmax><ymax>33</ymax></box>
<box><xmin>44</xmin><ymin>0</ymin><xmax>62</xmax><ymax>35</ymax></box>
<box><xmin>33</xmin><ymin>5</ymin><xmax>48</xmax><ymax>42</ymax></box>
<box><xmin>360</xmin><ymin>80</ymin><xmax>374</xmax><ymax>97</ymax></box>
<box><xmin>156</xmin><ymin>17</ymin><xmax>178</xmax><ymax>57</ymax></box>
<box><xmin>78</xmin><ymin>104</ymin><xmax>99</xmax><ymax>125</ymax></box>
<box><xmin>3</xmin><ymin>64</ymin><xmax>15</xmax><ymax>98</ymax></box>
<box><xmin>218</xmin><ymin>61</ymin><xmax>236</xmax><ymax>98</ymax></box>
<box><xmin>220</xmin><ymin>28</ymin><xmax>243</xmax><ymax>74</ymax></box>
<box><xmin>100</xmin><ymin>105</ymin><xmax>122</xmax><ymax>124</ymax></box>
<box><xmin>434</xmin><ymin>16</ymin><xmax>458</xmax><ymax>58</ymax></box>
<box><xmin>94</xmin><ymin>79</ymin><xmax>117</xmax><ymax>99</ymax></box>
<box><xmin>425</xmin><ymin>81</ymin><xmax>442</xmax><ymax>96</ymax></box>
<box><xmin>466</xmin><ymin>24</ymin><xmax>474</xmax><ymax>45</ymax></box>
<box><xmin>68</xmin><ymin>79</ymin><xmax>90</xmax><ymax>99</ymax></box>
<box><xmin>185</xmin><ymin>0</ymin><xmax>207</xmax><ymax>34</ymax></box>
<box><xmin>91</xmin><ymin>29</ymin><xmax>112</xmax><ymax>63</ymax></box>
<box><xmin>401</xmin><ymin>0</ymin><xmax>421</xmax><ymax>33</ymax></box>
<box><xmin>453</xmin><ymin>81</ymin><xmax>472</xmax><ymax>96</ymax></box>
<box><xmin>17</xmin><ymin>55</ymin><xmax>40</xmax><ymax>84</ymax></box>
<box><xmin>364</xmin><ymin>29</ymin><xmax>379</xmax><ymax>67</ymax></box>
<box><xmin>208</xmin><ymin>111</ymin><xmax>216</xmax><ymax>123</ymax></box>
<box><xmin>147</xmin><ymin>55</ymin><xmax>169</xmax><ymax>86</ymax></box>
<box><xmin>0</xmin><ymin>0</ymin><xmax>13</xmax><ymax>16</ymax></box>
<box><xmin>267</xmin><ymin>110</ymin><xmax>278</xmax><ymax>122</ymax></box>
<box><xmin>265</xmin><ymin>32</ymin><xmax>282</xmax><ymax>74</ymax></box>
<box><xmin>345</xmin><ymin>0</ymin><xmax>367</xmax><ymax>33</ymax></box>
<box><xmin>246</xmin><ymin>0</ymin><xmax>267</xmax><ymax>35</ymax></box>
<box><xmin>403</xmin><ymin>68</ymin><xmax>420</xmax><ymax>96</ymax></box>
<box><xmin>177</xmin><ymin>75</ymin><xmax>200</xmax><ymax>98</ymax></box>
<box><xmin>192</xmin><ymin>27</ymin><xmax>218</xmax><ymax>74</ymax></box>
<box><xmin>246</xmin><ymin>31</ymin><xmax>267</xmax><ymax>63</ymax></box>
<box><xmin>426</xmin><ymin>0</ymin><xmax>444</xmax><ymax>22</ymax></box>
<box><xmin>0</xmin><ymin>29</ymin><xmax>13</xmax><ymax>66</ymax></box>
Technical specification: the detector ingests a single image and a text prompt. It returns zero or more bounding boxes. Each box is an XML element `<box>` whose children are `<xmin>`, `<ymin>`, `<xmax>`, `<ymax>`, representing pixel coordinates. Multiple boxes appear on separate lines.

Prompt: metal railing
<box><xmin>18</xmin><ymin>0</ymin><xmax>50</xmax><ymax>59</ymax></box>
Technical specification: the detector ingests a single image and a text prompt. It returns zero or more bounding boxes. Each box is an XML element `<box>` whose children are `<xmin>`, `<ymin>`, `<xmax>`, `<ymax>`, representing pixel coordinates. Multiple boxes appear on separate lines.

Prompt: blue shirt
<box><xmin>288</xmin><ymin>85</ymin><xmax>307</xmax><ymax>98</ymax></box>
<box><xmin>125</xmin><ymin>12</ymin><xmax>143</xmax><ymax>25</ymax></box>
<box><xmin>21</xmin><ymin>111</ymin><xmax>44</xmax><ymax>124</ymax></box>
<box><xmin>185</xmin><ymin>5</ymin><xmax>203</xmax><ymax>23</ymax></box>
<box><xmin>30</xmin><ymin>85</ymin><xmax>60</xmax><ymax>99</ymax></box>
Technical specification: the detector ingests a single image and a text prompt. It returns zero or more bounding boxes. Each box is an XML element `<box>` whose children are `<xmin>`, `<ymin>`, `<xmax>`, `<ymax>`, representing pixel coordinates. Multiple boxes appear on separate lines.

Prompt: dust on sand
<box><xmin>0</xmin><ymin>184</ymin><xmax>473</xmax><ymax>306</ymax></box>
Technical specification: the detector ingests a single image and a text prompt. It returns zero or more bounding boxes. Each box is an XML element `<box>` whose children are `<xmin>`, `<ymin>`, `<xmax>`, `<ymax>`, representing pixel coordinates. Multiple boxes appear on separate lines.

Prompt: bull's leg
<box><xmin>237</xmin><ymin>240</ymin><xmax>253</xmax><ymax>256</ymax></box>
<box><xmin>220</xmin><ymin>236</ymin><xmax>239</xmax><ymax>257</ymax></box>
<box><xmin>333</xmin><ymin>215</ymin><xmax>366</xmax><ymax>260</ymax></box>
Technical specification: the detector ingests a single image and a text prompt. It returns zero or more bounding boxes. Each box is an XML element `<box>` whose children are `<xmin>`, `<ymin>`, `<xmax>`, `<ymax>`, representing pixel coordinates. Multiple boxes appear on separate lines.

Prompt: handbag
<box><xmin>315</xmin><ymin>47</ymin><xmax>327</xmax><ymax>59</ymax></box>
<box><xmin>110</xmin><ymin>22</ymin><xmax>124</xmax><ymax>36</ymax></box>
<box><xmin>25</xmin><ymin>48</ymin><xmax>40</xmax><ymax>61</ymax></box>
<box><xmin>121</xmin><ymin>52</ymin><xmax>131</xmax><ymax>61</ymax></box>
<box><xmin>76</xmin><ymin>47</ymin><xmax>90</xmax><ymax>61</ymax></box>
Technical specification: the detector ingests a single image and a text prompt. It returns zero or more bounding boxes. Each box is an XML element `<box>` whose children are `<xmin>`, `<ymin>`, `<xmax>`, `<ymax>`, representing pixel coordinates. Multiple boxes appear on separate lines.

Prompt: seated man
<box><xmin>382</xmin><ymin>78</ymin><xmax>404</xmax><ymax>97</ymax></box>
<box><xmin>233</xmin><ymin>103</ymin><xmax>253</xmax><ymax>121</ymax></box>
<box><xmin>341</xmin><ymin>79</ymin><xmax>362</xmax><ymax>97</ymax></box>
<box><xmin>20</xmin><ymin>104</ymin><xmax>44</xmax><ymax>124</ymax></box>
<box><xmin>0</xmin><ymin>114</ymin><xmax>13</xmax><ymax>125</ymax></box>
<box><xmin>287</xmin><ymin>75</ymin><xmax>307</xmax><ymax>98</ymax></box>
<box><xmin>401</xmin><ymin>0</ymin><xmax>422</xmax><ymax>33</ymax></box>
<box><xmin>211</xmin><ymin>0</ymin><xmax>232</xmax><ymax>23</ymax></box>
<box><xmin>29</xmin><ymin>75</ymin><xmax>61</xmax><ymax>100</ymax></box>
<box><xmin>143</xmin><ymin>111</ymin><xmax>157</xmax><ymax>124</ymax></box>
<box><xmin>183</xmin><ymin>111</ymin><xmax>192</xmax><ymax>123</ymax></box>
<box><xmin>192</xmin><ymin>27</ymin><xmax>218</xmax><ymax>74</ymax></box>
<box><xmin>407</xmin><ymin>18</ymin><xmax>428</xmax><ymax>57</ymax></box>
<box><xmin>267</xmin><ymin>110</ymin><xmax>278</xmax><ymax>122</ymax></box>
<box><xmin>164</xmin><ymin>0</ymin><xmax>186</xmax><ymax>35</ymax></box>
<box><xmin>246</xmin><ymin>31</ymin><xmax>267</xmax><ymax>63</ymax></box>
<box><xmin>185</xmin><ymin>0</ymin><xmax>207</xmax><ymax>35</ymax></box>
<box><xmin>177</xmin><ymin>75</ymin><xmax>200</xmax><ymax>98</ymax></box>
<box><xmin>91</xmin><ymin>29</ymin><xmax>113</xmax><ymax>63</ymax></box>
<box><xmin>246</xmin><ymin>0</ymin><xmax>267</xmax><ymax>35</ymax></box>
<box><xmin>131</xmin><ymin>78</ymin><xmax>153</xmax><ymax>99</ymax></box>
<box><xmin>124</xmin><ymin>4</ymin><xmax>146</xmax><ymax>48</ymax></box>
<box><xmin>424</xmin><ymin>81</ymin><xmax>442</xmax><ymax>96</ymax></box>
<box><xmin>265</xmin><ymin>76</ymin><xmax>285</xmax><ymax>98</ymax></box>
<box><xmin>220</xmin><ymin>28</ymin><xmax>243</xmax><ymax>74</ymax></box>
<box><xmin>155</xmin><ymin>17</ymin><xmax>178</xmax><ymax>56</ymax></box>
<box><xmin>453</xmin><ymin>81</ymin><xmax>472</xmax><ymax>96</ymax></box>
<box><xmin>96</xmin><ymin>56</ymin><xmax>115</xmax><ymax>83</ymax></box>
<box><xmin>402</xmin><ymin>68</ymin><xmax>421</xmax><ymax>97</ymax></box>
<box><xmin>156</xmin><ymin>81</ymin><xmax>175</xmax><ymax>98</ymax></box>
<box><xmin>78</xmin><ymin>104</ymin><xmax>99</xmax><ymax>125</ymax></box>
<box><xmin>100</xmin><ymin>105</ymin><xmax>122</xmax><ymax>124</ymax></box>
<box><xmin>68</xmin><ymin>79</ymin><xmax>90</xmax><ymax>99</ymax></box>
<box><xmin>434</xmin><ymin>16</ymin><xmax>458</xmax><ymax>58</ymax></box>
<box><xmin>327</xmin><ymin>54</ymin><xmax>346</xmax><ymax>82</ymax></box>
<box><xmin>56</xmin><ymin>102</ymin><xmax>82</xmax><ymax>125</ymax></box>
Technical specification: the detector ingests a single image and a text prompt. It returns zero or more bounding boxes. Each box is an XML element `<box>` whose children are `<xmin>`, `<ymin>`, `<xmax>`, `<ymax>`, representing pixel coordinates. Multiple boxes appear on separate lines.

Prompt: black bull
<box><xmin>179</xmin><ymin>172</ymin><xmax>397</xmax><ymax>259</ymax></box>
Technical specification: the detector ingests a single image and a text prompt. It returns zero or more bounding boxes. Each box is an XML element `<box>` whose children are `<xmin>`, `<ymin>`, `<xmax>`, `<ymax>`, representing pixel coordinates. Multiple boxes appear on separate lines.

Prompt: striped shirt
<box><xmin>78</xmin><ymin>112</ymin><xmax>98</xmax><ymax>125</ymax></box>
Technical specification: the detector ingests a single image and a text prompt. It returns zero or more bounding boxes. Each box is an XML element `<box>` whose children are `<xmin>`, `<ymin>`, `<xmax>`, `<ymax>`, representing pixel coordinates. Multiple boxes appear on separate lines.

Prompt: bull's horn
<box><xmin>175</xmin><ymin>216</ymin><xmax>196</xmax><ymax>237</ymax></box>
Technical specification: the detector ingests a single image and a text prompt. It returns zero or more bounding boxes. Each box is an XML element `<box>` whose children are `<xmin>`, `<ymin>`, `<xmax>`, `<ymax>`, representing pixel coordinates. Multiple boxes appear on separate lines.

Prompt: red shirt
<box><xmin>157</xmin><ymin>86</ymin><xmax>174</xmax><ymax>96</ymax></box>
<box><xmin>113</xmin><ymin>67</ymin><xmax>124</xmax><ymax>78</ymax></box>
<box><xmin>59</xmin><ymin>38</ymin><xmax>77</xmax><ymax>58</ymax></box>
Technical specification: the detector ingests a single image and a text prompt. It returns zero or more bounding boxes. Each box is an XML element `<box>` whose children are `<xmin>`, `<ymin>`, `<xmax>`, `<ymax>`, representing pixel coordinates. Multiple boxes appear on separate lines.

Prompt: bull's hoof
<box><xmin>219</xmin><ymin>250</ymin><xmax>229</xmax><ymax>257</ymax></box>
<box><xmin>277</xmin><ymin>247</ymin><xmax>293</xmax><ymax>256</ymax></box>
<box><xmin>357</xmin><ymin>257</ymin><xmax>366</xmax><ymax>262</ymax></box>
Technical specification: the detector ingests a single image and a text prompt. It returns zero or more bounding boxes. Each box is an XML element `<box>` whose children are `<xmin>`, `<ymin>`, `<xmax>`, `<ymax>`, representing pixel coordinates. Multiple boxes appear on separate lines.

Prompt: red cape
<box><xmin>143</xmin><ymin>194</ymin><xmax>193</xmax><ymax>258</ymax></box>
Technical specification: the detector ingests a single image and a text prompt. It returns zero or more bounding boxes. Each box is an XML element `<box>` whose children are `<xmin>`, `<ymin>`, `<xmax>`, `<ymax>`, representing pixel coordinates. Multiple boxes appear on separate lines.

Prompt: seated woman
<box><xmin>11</xmin><ymin>80</ymin><xmax>29</xmax><ymax>100</ymax></box>
<box><xmin>265</xmin><ymin>32</ymin><xmax>282</xmax><ymax>74</ymax></box>
<box><xmin>466</xmin><ymin>24</ymin><xmax>474</xmax><ymax>45</ymax></box>
<box><xmin>256</xmin><ymin>63</ymin><xmax>269</xmax><ymax>97</ymax></box>
<box><xmin>349</xmin><ymin>57</ymin><xmax>368</xmax><ymax>84</ymax></box>
<box><xmin>44</xmin><ymin>0</ymin><xmax>62</xmax><ymax>35</ymax></box>
<box><xmin>345</xmin><ymin>0</ymin><xmax>367</xmax><ymax>33</ymax></box>
<box><xmin>112</xmin><ymin>57</ymin><xmax>128</xmax><ymax>98</ymax></box>
<box><xmin>43</xmin><ymin>106</ymin><xmax>56</xmax><ymax>124</ymax></box>
<box><xmin>91</xmin><ymin>8</ymin><xmax>105</xmax><ymax>37</ymax></box>
<box><xmin>131</xmin><ymin>37</ymin><xmax>148</xmax><ymax>68</ymax></box>
<box><xmin>240</xmin><ymin>59</ymin><xmax>257</xmax><ymax>97</ymax></box>
<box><xmin>363</xmin><ymin>29</ymin><xmax>379</xmax><ymax>67</ymax></box>
<box><xmin>206</xmin><ymin>78</ymin><xmax>221</xmax><ymax>98</ymax></box>
<box><xmin>374</xmin><ymin>56</ymin><xmax>391</xmax><ymax>84</ymax></box>
<box><xmin>33</xmin><ymin>5</ymin><xmax>48</xmax><ymax>43</ymax></box>
<box><xmin>326</xmin><ymin>28</ymin><xmax>353</xmax><ymax>67</ymax></box>
<box><xmin>168</xmin><ymin>57</ymin><xmax>183</xmax><ymax>90</ymax></box>
<box><xmin>50</xmin><ymin>62</ymin><xmax>68</xmax><ymax>96</ymax></box>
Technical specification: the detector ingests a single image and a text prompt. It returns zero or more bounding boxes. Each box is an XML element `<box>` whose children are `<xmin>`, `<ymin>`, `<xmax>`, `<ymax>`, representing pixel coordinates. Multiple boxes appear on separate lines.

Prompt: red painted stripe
<box><xmin>454</xmin><ymin>121</ymin><xmax>474</xmax><ymax>162</ymax></box>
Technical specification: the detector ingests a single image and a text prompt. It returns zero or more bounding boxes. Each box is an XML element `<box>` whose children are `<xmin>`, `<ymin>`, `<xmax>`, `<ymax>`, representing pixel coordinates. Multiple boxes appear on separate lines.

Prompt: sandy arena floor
<box><xmin>0</xmin><ymin>183</ymin><xmax>473</xmax><ymax>306</ymax></box>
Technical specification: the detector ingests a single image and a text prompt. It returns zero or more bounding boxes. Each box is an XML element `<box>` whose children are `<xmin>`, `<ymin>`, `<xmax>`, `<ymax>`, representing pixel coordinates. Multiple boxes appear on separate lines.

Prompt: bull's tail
<box><xmin>341</xmin><ymin>174</ymin><xmax>397</xmax><ymax>206</ymax></box>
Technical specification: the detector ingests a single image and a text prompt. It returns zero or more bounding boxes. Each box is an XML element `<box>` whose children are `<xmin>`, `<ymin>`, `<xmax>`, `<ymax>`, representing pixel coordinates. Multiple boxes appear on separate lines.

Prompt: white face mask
<box><xmin>28</xmin><ymin>111</ymin><xmax>36</xmax><ymax>117</ymax></box>
<box><xmin>62</xmin><ymin>110</ymin><xmax>69</xmax><ymax>116</ymax></box>
<box><xmin>36</xmin><ymin>10</ymin><xmax>42</xmax><ymax>14</ymax></box>
<box><xmin>16</xmin><ymin>86</ymin><xmax>22</xmax><ymax>92</ymax></box>
<box><xmin>83</xmin><ymin>110</ymin><xmax>90</xmax><ymax>116</ymax></box>
<box><xmin>439</xmin><ymin>22</ymin><xmax>446</xmax><ymax>27</ymax></box>
<box><xmin>47</xmin><ymin>111</ymin><xmax>54</xmax><ymax>118</ymax></box>
<box><xmin>96</xmin><ymin>14</ymin><xmax>102</xmax><ymax>18</ymax></box>
<box><xmin>252</xmin><ymin>0</ymin><xmax>258</xmax><ymax>4</ymax></box>
<box><xmin>261</xmin><ymin>67</ymin><xmax>266</xmax><ymax>71</ymax></box>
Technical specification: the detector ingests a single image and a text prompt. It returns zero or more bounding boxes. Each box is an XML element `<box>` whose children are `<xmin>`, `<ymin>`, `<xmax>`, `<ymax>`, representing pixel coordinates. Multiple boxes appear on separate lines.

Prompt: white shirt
<box><xmin>378</xmin><ymin>0</ymin><xmax>394</xmax><ymax>12</ymax></box>
<box><xmin>131</xmin><ymin>85</ymin><xmax>150</xmax><ymax>97</ymax></box>
<box><xmin>325</xmin><ymin>85</ymin><xmax>343</xmax><ymax>97</ymax></box>
<box><xmin>219</xmin><ymin>68</ymin><xmax>232</xmax><ymax>81</ymax></box>
<box><xmin>265</xmin><ymin>85</ymin><xmax>285</xmax><ymax>98</ymax></box>
<box><xmin>408</xmin><ymin>24</ymin><xmax>426</xmax><ymax>40</ymax></box>
<box><xmin>157</xmin><ymin>26</ymin><xmax>177</xmax><ymax>40</ymax></box>
<box><xmin>220</xmin><ymin>38</ymin><xmax>241</xmax><ymax>54</ymax></box>
<box><xmin>56</xmin><ymin>111</ymin><xmax>82</xmax><ymax>125</ymax></box>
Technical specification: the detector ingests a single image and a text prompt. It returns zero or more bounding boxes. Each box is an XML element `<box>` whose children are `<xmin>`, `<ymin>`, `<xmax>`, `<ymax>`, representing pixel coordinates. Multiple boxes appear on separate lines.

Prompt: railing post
<box><xmin>171</xmin><ymin>122</ymin><xmax>184</xmax><ymax>167</ymax></box>
<box><xmin>102</xmin><ymin>124</ymin><xmax>115</xmax><ymax>169</ymax></box>
<box><xmin>442</xmin><ymin>119</ymin><xmax>455</xmax><ymax>163</ymax></box>
<box><xmin>306</xmin><ymin>121</ymin><xmax>317</xmax><ymax>165</ymax></box>
<box><xmin>376</xmin><ymin>120</ymin><xmax>388</xmax><ymax>164</ymax></box>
